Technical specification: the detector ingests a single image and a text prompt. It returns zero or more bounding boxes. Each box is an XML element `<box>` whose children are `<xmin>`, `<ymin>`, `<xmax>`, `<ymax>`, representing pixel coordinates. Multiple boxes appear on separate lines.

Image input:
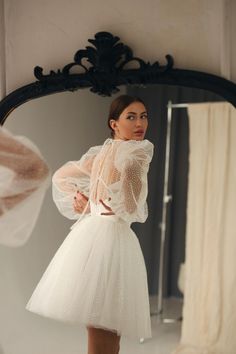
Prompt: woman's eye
<box><xmin>126</xmin><ymin>114</ymin><xmax>148</xmax><ymax>120</ymax></box>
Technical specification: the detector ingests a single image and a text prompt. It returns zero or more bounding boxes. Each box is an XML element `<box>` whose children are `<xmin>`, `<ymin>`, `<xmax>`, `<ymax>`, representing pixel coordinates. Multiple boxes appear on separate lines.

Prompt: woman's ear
<box><xmin>109</xmin><ymin>119</ymin><xmax>116</xmax><ymax>130</ymax></box>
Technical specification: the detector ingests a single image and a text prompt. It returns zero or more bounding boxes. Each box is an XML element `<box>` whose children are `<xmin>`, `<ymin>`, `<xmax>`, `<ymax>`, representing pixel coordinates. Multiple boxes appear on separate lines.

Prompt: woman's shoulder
<box><xmin>105</xmin><ymin>137</ymin><xmax>153</xmax><ymax>148</ymax></box>
<box><xmin>125</xmin><ymin>138</ymin><xmax>154</xmax><ymax>149</ymax></box>
<box><xmin>113</xmin><ymin>138</ymin><xmax>154</xmax><ymax>169</ymax></box>
<box><xmin>83</xmin><ymin>143</ymin><xmax>104</xmax><ymax>156</ymax></box>
<box><xmin>118</xmin><ymin>138</ymin><xmax>154</xmax><ymax>153</ymax></box>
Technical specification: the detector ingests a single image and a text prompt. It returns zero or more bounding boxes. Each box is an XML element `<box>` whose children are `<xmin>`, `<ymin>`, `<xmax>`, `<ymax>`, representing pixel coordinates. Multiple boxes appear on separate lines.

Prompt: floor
<box><xmin>1</xmin><ymin>295</ymin><xmax>183</xmax><ymax>354</ymax></box>
<box><xmin>119</xmin><ymin>295</ymin><xmax>183</xmax><ymax>354</ymax></box>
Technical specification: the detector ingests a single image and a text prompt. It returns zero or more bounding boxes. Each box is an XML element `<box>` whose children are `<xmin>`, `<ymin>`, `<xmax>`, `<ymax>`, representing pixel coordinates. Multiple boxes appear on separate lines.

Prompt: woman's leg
<box><xmin>86</xmin><ymin>326</ymin><xmax>121</xmax><ymax>354</ymax></box>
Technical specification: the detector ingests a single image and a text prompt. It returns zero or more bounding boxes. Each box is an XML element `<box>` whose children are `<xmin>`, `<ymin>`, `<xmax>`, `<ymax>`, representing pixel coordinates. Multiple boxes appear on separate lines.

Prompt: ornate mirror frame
<box><xmin>0</xmin><ymin>30</ymin><xmax>235</xmax><ymax>124</ymax></box>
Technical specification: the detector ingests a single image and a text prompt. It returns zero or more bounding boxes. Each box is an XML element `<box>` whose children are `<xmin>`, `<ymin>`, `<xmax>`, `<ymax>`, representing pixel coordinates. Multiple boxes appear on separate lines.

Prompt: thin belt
<box><xmin>90</xmin><ymin>213</ymin><xmax>130</xmax><ymax>225</ymax></box>
<box><xmin>70</xmin><ymin>200</ymin><xmax>131</xmax><ymax>230</ymax></box>
<box><xmin>90</xmin><ymin>200</ymin><xmax>130</xmax><ymax>225</ymax></box>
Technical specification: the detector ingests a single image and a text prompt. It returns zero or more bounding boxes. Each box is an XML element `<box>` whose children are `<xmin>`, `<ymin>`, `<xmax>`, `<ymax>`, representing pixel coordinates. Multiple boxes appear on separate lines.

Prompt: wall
<box><xmin>230</xmin><ymin>0</ymin><xmax>236</xmax><ymax>79</ymax></box>
<box><xmin>0</xmin><ymin>0</ymin><xmax>6</xmax><ymax>98</ymax></box>
<box><xmin>1</xmin><ymin>0</ymin><xmax>235</xmax><ymax>98</ymax></box>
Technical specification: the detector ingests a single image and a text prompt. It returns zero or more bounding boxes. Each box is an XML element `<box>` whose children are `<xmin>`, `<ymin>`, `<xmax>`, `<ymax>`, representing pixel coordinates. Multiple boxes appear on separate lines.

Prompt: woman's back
<box><xmin>89</xmin><ymin>138</ymin><xmax>154</xmax><ymax>225</ymax></box>
<box><xmin>90</xmin><ymin>140</ymin><xmax>121</xmax><ymax>205</ymax></box>
<box><xmin>52</xmin><ymin>137</ymin><xmax>154</xmax><ymax>229</ymax></box>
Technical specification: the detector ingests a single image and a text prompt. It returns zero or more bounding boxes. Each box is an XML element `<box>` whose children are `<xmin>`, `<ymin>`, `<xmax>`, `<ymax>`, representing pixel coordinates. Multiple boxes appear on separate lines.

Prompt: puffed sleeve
<box><xmin>0</xmin><ymin>126</ymin><xmax>51</xmax><ymax>247</ymax></box>
<box><xmin>52</xmin><ymin>145</ymin><xmax>102</xmax><ymax>219</ymax></box>
<box><xmin>109</xmin><ymin>139</ymin><xmax>154</xmax><ymax>224</ymax></box>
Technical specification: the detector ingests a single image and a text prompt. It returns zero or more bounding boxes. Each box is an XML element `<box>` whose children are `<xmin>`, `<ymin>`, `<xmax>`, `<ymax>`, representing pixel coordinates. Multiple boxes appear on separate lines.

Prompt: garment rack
<box><xmin>153</xmin><ymin>101</ymin><xmax>191</xmax><ymax>324</ymax></box>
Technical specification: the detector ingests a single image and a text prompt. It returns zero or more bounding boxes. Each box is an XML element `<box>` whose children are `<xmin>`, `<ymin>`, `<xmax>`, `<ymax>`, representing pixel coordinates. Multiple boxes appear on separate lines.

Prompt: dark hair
<box><xmin>107</xmin><ymin>94</ymin><xmax>147</xmax><ymax>138</ymax></box>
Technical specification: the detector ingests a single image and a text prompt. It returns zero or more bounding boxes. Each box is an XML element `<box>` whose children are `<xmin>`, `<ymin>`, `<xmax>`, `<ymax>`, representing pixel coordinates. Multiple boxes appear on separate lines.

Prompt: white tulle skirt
<box><xmin>25</xmin><ymin>213</ymin><xmax>152</xmax><ymax>340</ymax></box>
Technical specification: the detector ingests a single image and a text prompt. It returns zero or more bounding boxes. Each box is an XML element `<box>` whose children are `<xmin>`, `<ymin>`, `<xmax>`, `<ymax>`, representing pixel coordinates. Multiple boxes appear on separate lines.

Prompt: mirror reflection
<box><xmin>0</xmin><ymin>84</ymin><xmax>235</xmax><ymax>354</ymax></box>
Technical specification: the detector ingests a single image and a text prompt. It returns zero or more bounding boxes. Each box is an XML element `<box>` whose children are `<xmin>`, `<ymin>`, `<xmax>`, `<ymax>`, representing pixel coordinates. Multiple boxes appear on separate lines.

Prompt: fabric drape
<box><xmin>0</xmin><ymin>126</ymin><xmax>51</xmax><ymax>247</ymax></box>
<box><xmin>172</xmin><ymin>102</ymin><xmax>236</xmax><ymax>354</ymax></box>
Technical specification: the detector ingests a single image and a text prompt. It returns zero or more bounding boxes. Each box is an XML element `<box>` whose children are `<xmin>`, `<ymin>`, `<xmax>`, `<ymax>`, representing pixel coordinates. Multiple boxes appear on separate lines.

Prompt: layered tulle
<box><xmin>25</xmin><ymin>212</ymin><xmax>152</xmax><ymax>340</ymax></box>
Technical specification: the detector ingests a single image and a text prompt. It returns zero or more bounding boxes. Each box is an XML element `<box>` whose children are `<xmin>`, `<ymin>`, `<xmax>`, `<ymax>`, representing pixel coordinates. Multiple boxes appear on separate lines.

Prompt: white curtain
<box><xmin>172</xmin><ymin>102</ymin><xmax>236</xmax><ymax>354</ymax></box>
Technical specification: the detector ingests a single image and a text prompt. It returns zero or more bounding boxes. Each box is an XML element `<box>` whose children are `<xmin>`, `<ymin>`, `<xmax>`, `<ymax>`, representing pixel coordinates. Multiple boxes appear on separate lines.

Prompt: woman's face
<box><xmin>110</xmin><ymin>102</ymin><xmax>148</xmax><ymax>141</ymax></box>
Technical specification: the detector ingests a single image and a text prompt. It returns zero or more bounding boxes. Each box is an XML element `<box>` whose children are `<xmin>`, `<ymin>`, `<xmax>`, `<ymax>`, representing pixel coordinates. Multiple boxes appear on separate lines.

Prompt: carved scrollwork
<box><xmin>65</xmin><ymin>32</ymin><xmax>133</xmax><ymax>74</ymax></box>
<box><xmin>33</xmin><ymin>31</ymin><xmax>174</xmax><ymax>96</ymax></box>
<box><xmin>0</xmin><ymin>31</ymin><xmax>235</xmax><ymax>123</ymax></box>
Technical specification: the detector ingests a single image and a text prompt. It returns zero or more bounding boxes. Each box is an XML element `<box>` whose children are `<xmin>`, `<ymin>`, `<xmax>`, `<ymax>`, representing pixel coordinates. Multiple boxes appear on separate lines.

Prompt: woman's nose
<box><xmin>136</xmin><ymin>118</ymin><xmax>145</xmax><ymax>126</ymax></box>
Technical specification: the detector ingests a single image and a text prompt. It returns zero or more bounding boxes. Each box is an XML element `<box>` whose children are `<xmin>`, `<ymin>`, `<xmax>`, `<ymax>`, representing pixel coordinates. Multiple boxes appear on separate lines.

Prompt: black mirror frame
<box><xmin>0</xmin><ymin>31</ymin><xmax>235</xmax><ymax>124</ymax></box>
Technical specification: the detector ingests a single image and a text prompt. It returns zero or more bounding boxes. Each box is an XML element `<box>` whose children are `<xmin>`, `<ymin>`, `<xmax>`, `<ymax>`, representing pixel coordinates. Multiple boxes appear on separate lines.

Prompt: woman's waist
<box><xmin>90</xmin><ymin>198</ymin><xmax>111</xmax><ymax>214</ymax></box>
<box><xmin>89</xmin><ymin>199</ymin><xmax>130</xmax><ymax>225</ymax></box>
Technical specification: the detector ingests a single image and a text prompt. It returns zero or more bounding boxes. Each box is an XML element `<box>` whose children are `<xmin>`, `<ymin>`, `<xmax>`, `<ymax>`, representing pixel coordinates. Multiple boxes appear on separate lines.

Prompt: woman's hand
<box><xmin>73</xmin><ymin>191</ymin><xmax>90</xmax><ymax>214</ymax></box>
<box><xmin>73</xmin><ymin>193</ymin><xmax>114</xmax><ymax>215</ymax></box>
<box><xmin>99</xmin><ymin>198</ymin><xmax>115</xmax><ymax>215</ymax></box>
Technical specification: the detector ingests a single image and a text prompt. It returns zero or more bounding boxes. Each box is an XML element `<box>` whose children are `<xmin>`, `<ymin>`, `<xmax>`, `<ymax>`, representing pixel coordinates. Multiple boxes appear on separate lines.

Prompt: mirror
<box><xmin>0</xmin><ymin>32</ymin><xmax>236</xmax><ymax>354</ymax></box>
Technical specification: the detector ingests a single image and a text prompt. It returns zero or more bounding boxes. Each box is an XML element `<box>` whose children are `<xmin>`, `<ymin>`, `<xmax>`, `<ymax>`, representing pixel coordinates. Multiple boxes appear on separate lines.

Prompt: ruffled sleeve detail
<box><xmin>114</xmin><ymin>139</ymin><xmax>154</xmax><ymax>171</ymax></box>
<box><xmin>52</xmin><ymin>145</ymin><xmax>102</xmax><ymax>220</ymax></box>
<box><xmin>0</xmin><ymin>126</ymin><xmax>51</xmax><ymax>247</ymax></box>
<box><xmin>109</xmin><ymin>139</ymin><xmax>154</xmax><ymax>224</ymax></box>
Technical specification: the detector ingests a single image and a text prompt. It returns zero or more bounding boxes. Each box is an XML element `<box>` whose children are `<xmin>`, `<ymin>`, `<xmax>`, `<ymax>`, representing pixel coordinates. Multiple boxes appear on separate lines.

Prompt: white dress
<box><xmin>25</xmin><ymin>137</ymin><xmax>154</xmax><ymax>340</ymax></box>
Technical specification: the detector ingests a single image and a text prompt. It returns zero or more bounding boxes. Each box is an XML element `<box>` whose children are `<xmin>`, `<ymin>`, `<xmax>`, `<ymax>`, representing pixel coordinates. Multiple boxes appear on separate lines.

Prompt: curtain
<box><xmin>172</xmin><ymin>102</ymin><xmax>236</xmax><ymax>354</ymax></box>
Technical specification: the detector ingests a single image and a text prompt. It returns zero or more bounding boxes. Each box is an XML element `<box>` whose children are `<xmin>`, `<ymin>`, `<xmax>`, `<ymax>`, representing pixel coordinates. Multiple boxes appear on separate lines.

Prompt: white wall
<box><xmin>2</xmin><ymin>0</ymin><xmax>235</xmax><ymax>96</ymax></box>
<box><xmin>0</xmin><ymin>0</ymin><xmax>6</xmax><ymax>98</ymax></box>
<box><xmin>230</xmin><ymin>0</ymin><xmax>236</xmax><ymax>79</ymax></box>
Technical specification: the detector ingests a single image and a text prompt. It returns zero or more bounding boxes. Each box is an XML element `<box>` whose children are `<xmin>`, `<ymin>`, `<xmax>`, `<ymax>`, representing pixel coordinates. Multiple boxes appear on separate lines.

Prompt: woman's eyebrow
<box><xmin>127</xmin><ymin>111</ymin><xmax>147</xmax><ymax>114</ymax></box>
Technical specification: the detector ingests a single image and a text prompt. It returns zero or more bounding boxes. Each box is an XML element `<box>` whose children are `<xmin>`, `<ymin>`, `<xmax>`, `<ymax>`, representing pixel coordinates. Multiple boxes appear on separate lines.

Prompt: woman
<box><xmin>25</xmin><ymin>94</ymin><xmax>154</xmax><ymax>354</ymax></box>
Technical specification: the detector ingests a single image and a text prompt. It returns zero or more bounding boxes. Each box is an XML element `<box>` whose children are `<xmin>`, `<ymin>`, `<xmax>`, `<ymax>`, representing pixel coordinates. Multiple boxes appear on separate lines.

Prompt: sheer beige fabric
<box><xmin>172</xmin><ymin>102</ymin><xmax>236</xmax><ymax>354</ymax></box>
<box><xmin>0</xmin><ymin>126</ymin><xmax>51</xmax><ymax>247</ymax></box>
<box><xmin>52</xmin><ymin>138</ymin><xmax>154</xmax><ymax>229</ymax></box>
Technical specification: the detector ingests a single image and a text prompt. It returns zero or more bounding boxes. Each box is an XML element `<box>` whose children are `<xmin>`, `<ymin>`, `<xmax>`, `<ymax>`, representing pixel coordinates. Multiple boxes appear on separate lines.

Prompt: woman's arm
<box><xmin>0</xmin><ymin>127</ymin><xmax>51</xmax><ymax>246</ymax></box>
<box><xmin>108</xmin><ymin>139</ymin><xmax>154</xmax><ymax>223</ymax></box>
<box><xmin>52</xmin><ymin>145</ymin><xmax>101</xmax><ymax>219</ymax></box>
<box><xmin>0</xmin><ymin>127</ymin><xmax>50</xmax><ymax>215</ymax></box>
<box><xmin>0</xmin><ymin>126</ymin><xmax>49</xmax><ymax>178</ymax></box>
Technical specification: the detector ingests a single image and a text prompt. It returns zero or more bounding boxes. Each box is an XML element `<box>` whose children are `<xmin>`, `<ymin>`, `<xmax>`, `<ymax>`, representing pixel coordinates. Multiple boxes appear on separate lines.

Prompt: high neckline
<box><xmin>105</xmin><ymin>138</ymin><xmax>123</xmax><ymax>143</ymax></box>
<box><xmin>106</xmin><ymin>138</ymin><xmax>145</xmax><ymax>142</ymax></box>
